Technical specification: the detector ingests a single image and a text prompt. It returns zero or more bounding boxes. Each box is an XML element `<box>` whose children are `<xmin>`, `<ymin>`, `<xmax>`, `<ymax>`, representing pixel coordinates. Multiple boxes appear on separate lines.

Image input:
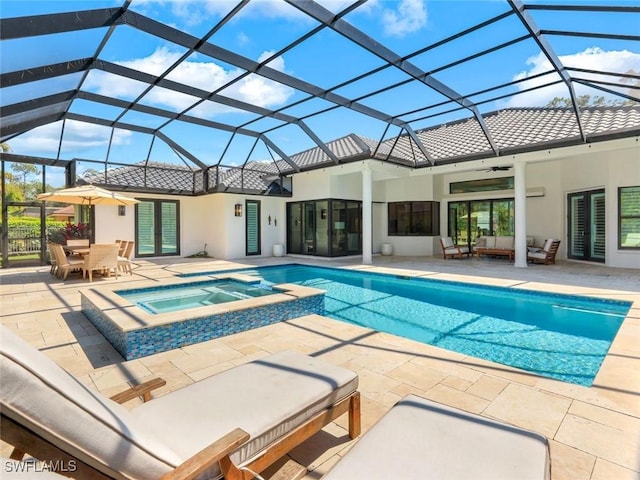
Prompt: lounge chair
<box><xmin>527</xmin><ymin>239</ymin><xmax>561</xmax><ymax>265</ymax></box>
<box><xmin>322</xmin><ymin>394</ymin><xmax>550</xmax><ymax>480</ymax></box>
<box><xmin>82</xmin><ymin>243</ymin><xmax>120</xmax><ymax>282</ymax></box>
<box><xmin>440</xmin><ymin>237</ymin><xmax>470</xmax><ymax>259</ymax></box>
<box><xmin>0</xmin><ymin>326</ymin><xmax>360</xmax><ymax>480</ymax></box>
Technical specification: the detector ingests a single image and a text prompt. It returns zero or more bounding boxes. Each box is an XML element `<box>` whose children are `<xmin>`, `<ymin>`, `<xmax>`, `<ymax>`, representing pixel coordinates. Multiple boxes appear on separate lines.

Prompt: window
<box><xmin>388</xmin><ymin>201</ymin><xmax>439</xmax><ymax>236</ymax></box>
<box><xmin>450</xmin><ymin>177</ymin><xmax>514</xmax><ymax>194</ymax></box>
<box><xmin>619</xmin><ymin>186</ymin><xmax>640</xmax><ymax>249</ymax></box>
<box><xmin>448</xmin><ymin>199</ymin><xmax>514</xmax><ymax>246</ymax></box>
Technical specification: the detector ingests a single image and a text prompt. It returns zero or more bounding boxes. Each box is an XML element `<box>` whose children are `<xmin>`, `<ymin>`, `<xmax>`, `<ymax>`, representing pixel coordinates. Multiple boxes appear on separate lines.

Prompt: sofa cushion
<box><xmin>495</xmin><ymin>236</ymin><xmax>514</xmax><ymax>250</ymax></box>
<box><xmin>475</xmin><ymin>237</ymin><xmax>487</xmax><ymax>248</ymax></box>
<box><xmin>133</xmin><ymin>350</ymin><xmax>359</xmax><ymax>479</ymax></box>
<box><xmin>484</xmin><ymin>236</ymin><xmax>496</xmax><ymax>248</ymax></box>
<box><xmin>323</xmin><ymin>395</ymin><xmax>550</xmax><ymax>480</ymax></box>
<box><xmin>0</xmin><ymin>327</ymin><xmax>181</xmax><ymax>480</ymax></box>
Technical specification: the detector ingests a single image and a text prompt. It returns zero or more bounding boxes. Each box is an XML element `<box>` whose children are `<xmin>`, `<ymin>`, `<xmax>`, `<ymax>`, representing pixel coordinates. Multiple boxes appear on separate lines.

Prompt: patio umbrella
<box><xmin>37</xmin><ymin>185</ymin><xmax>139</xmax><ymax>206</ymax></box>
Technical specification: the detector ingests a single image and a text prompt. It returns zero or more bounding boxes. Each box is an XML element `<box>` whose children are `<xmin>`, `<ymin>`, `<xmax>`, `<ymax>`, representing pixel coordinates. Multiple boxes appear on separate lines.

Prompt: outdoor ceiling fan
<box><xmin>478</xmin><ymin>166</ymin><xmax>512</xmax><ymax>172</ymax></box>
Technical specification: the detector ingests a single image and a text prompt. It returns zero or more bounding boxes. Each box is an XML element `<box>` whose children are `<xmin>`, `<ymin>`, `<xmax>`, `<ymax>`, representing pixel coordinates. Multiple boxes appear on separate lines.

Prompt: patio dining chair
<box><xmin>82</xmin><ymin>243</ymin><xmax>120</xmax><ymax>282</ymax></box>
<box><xmin>46</xmin><ymin>243</ymin><xmax>58</xmax><ymax>276</ymax></box>
<box><xmin>440</xmin><ymin>237</ymin><xmax>471</xmax><ymax>259</ymax></box>
<box><xmin>117</xmin><ymin>241</ymin><xmax>135</xmax><ymax>275</ymax></box>
<box><xmin>1</xmin><ymin>326</ymin><xmax>361</xmax><ymax>480</ymax></box>
<box><xmin>527</xmin><ymin>239</ymin><xmax>561</xmax><ymax>265</ymax></box>
<box><xmin>50</xmin><ymin>243</ymin><xmax>83</xmax><ymax>281</ymax></box>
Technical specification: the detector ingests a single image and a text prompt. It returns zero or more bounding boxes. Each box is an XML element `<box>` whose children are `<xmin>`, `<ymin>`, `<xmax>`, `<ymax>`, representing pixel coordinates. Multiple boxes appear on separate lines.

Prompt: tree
<box><xmin>10</xmin><ymin>163</ymin><xmax>40</xmax><ymax>200</ymax></box>
<box><xmin>545</xmin><ymin>94</ymin><xmax>628</xmax><ymax>108</ymax></box>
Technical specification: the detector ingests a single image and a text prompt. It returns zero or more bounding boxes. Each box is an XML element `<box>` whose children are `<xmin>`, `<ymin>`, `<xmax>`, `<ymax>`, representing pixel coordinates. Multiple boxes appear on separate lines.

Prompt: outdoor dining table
<box><xmin>62</xmin><ymin>245</ymin><xmax>91</xmax><ymax>256</ymax></box>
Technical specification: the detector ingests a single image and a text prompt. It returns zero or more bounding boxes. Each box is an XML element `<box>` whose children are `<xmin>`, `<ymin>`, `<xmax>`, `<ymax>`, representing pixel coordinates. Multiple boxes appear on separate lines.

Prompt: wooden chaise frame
<box><xmin>2</xmin><ymin>377</ymin><xmax>361</xmax><ymax>480</ymax></box>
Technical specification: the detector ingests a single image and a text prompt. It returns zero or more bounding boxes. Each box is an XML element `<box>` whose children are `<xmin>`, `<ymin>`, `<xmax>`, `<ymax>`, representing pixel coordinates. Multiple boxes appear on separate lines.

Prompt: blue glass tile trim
<box><xmin>81</xmin><ymin>293</ymin><xmax>324</xmax><ymax>360</ymax></box>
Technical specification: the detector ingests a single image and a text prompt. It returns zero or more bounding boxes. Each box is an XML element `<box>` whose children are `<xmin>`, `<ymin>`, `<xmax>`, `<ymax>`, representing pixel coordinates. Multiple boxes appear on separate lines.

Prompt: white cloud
<box><xmin>381</xmin><ymin>0</ymin><xmax>427</xmax><ymax>38</ymax></box>
<box><xmin>506</xmin><ymin>47</ymin><xmax>640</xmax><ymax>107</ymax></box>
<box><xmin>9</xmin><ymin>121</ymin><xmax>132</xmax><ymax>156</ymax></box>
<box><xmin>84</xmin><ymin>46</ymin><xmax>294</xmax><ymax>116</ymax></box>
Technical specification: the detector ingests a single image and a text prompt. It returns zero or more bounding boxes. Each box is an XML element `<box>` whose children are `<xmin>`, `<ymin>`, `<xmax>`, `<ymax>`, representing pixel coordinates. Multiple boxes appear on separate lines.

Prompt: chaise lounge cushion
<box><xmin>1</xmin><ymin>327</ymin><xmax>359</xmax><ymax>480</ymax></box>
<box><xmin>323</xmin><ymin>394</ymin><xmax>550</xmax><ymax>480</ymax></box>
<box><xmin>133</xmin><ymin>350</ymin><xmax>358</xmax><ymax>477</ymax></box>
<box><xmin>1</xmin><ymin>327</ymin><xmax>181</xmax><ymax>480</ymax></box>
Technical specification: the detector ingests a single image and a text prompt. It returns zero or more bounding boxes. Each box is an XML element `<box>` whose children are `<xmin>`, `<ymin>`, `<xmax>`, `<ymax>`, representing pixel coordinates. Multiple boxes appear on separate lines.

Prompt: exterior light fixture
<box><xmin>268</xmin><ymin>215</ymin><xmax>272</xmax><ymax>225</ymax></box>
<box><xmin>234</xmin><ymin>203</ymin><xmax>242</xmax><ymax>217</ymax></box>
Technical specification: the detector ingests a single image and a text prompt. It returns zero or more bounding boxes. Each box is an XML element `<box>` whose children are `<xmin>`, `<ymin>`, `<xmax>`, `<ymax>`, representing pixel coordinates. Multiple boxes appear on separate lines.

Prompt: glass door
<box><xmin>287</xmin><ymin>203</ymin><xmax>303</xmax><ymax>254</ymax></box>
<box><xmin>303</xmin><ymin>202</ymin><xmax>315</xmax><ymax>254</ymax></box>
<box><xmin>136</xmin><ymin>199</ymin><xmax>180</xmax><ymax>257</ymax></box>
<box><xmin>568</xmin><ymin>189</ymin><xmax>605</xmax><ymax>262</ymax></box>
<box><xmin>448</xmin><ymin>201</ymin><xmax>468</xmax><ymax>245</ymax></box>
<box><xmin>345</xmin><ymin>201</ymin><xmax>361</xmax><ymax>254</ymax></box>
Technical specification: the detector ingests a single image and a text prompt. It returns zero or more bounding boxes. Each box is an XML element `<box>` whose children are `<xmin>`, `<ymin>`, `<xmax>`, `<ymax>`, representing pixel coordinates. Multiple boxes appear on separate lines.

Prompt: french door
<box><xmin>568</xmin><ymin>189</ymin><xmax>605</xmax><ymax>262</ymax></box>
<box><xmin>135</xmin><ymin>199</ymin><xmax>180</xmax><ymax>257</ymax></box>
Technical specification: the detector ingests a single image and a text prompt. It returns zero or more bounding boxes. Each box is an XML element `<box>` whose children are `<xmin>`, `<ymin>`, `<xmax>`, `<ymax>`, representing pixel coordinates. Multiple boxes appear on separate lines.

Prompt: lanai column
<box><xmin>514</xmin><ymin>162</ymin><xmax>527</xmax><ymax>268</ymax></box>
<box><xmin>362</xmin><ymin>166</ymin><xmax>373</xmax><ymax>265</ymax></box>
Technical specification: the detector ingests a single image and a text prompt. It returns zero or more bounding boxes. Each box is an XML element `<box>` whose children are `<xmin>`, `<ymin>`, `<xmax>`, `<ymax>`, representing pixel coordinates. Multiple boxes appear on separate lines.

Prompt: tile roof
<box><xmin>82</xmin><ymin>106</ymin><xmax>640</xmax><ymax>194</ymax></box>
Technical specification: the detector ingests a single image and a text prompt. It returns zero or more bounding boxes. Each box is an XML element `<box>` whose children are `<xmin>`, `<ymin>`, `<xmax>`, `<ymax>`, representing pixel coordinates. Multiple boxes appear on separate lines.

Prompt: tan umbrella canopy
<box><xmin>37</xmin><ymin>185</ymin><xmax>139</xmax><ymax>206</ymax></box>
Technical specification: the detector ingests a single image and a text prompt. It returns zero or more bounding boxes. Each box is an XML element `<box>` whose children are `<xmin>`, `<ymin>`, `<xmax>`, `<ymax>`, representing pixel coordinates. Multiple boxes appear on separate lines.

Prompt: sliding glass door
<box><xmin>287</xmin><ymin>199</ymin><xmax>361</xmax><ymax>257</ymax></box>
<box><xmin>136</xmin><ymin>199</ymin><xmax>179</xmax><ymax>257</ymax></box>
<box><xmin>448</xmin><ymin>198</ymin><xmax>514</xmax><ymax>247</ymax></box>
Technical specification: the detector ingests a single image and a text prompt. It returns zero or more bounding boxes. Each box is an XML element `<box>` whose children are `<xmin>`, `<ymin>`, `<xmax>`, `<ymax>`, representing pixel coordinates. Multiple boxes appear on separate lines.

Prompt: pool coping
<box><xmin>79</xmin><ymin>272</ymin><xmax>326</xmax><ymax>359</ymax></box>
<box><xmin>80</xmin><ymin>272</ymin><xmax>325</xmax><ymax>332</ymax></box>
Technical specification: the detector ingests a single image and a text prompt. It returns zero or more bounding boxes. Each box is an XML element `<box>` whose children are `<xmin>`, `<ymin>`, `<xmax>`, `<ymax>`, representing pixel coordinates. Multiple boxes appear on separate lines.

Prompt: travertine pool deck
<box><xmin>1</xmin><ymin>255</ymin><xmax>638</xmax><ymax>480</ymax></box>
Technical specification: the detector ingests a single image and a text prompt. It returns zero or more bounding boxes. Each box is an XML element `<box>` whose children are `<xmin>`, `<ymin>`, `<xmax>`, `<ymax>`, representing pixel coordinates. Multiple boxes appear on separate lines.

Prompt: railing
<box><xmin>2</xmin><ymin>225</ymin><xmax>63</xmax><ymax>258</ymax></box>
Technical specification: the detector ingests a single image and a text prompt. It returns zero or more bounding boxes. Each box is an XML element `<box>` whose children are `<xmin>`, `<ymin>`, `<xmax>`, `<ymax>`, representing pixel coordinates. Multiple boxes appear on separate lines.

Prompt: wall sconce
<box><xmin>321</xmin><ymin>209</ymin><xmax>327</xmax><ymax>219</ymax></box>
<box><xmin>274</xmin><ymin>218</ymin><xmax>277</xmax><ymax>226</ymax></box>
<box><xmin>268</xmin><ymin>215</ymin><xmax>272</xmax><ymax>225</ymax></box>
<box><xmin>234</xmin><ymin>203</ymin><xmax>242</xmax><ymax>217</ymax></box>
<box><xmin>117</xmin><ymin>205</ymin><xmax>126</xmax><ymax>216</ymax></box>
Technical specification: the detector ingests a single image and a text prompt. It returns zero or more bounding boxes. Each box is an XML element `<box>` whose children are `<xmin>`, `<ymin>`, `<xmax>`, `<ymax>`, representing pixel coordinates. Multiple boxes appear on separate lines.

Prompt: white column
<box><xmin>362</xmin><ymin>166</ymin><xmax>373</xmax><ymax>265</ymax></box>
<box><xmin>514</xmin><ymin>162</ymin><xmax>527</xmax><ymax>268</ymax></box>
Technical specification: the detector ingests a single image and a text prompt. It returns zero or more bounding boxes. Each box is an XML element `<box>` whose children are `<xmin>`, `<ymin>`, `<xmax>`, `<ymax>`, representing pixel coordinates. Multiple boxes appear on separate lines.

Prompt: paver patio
<box><xmin>1</xmin><ymin>255</ymin><xmax>638</xmax><ymax>480</ymax></box>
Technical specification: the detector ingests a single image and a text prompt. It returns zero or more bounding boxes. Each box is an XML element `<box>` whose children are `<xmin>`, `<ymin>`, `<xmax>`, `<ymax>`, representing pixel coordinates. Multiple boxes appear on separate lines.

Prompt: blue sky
<box><xmin>1</xmin><ymin>0</ymin><xmax>639</xmax><ymax>179</ymax></box>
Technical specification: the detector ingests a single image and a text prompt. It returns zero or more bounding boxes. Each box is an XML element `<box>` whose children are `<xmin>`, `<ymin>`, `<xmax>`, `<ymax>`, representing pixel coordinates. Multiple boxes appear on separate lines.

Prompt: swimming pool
<box><xmin>184</xmin><ymin>264</ymin><xmax>631</xmax><ymax>386</ymax></box>
<box><xmin>120</xmin><ymin>280</ymin><xmax>276</xmax><ymax>314</ymax></box>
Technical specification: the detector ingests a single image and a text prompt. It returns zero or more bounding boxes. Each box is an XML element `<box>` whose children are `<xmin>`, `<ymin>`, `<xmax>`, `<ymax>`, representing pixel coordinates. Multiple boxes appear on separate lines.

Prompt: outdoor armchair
<box><xmin>440</xmin><ymin>237</ymin><xmax>470</xmax><ymax>259</ymax></box>
<box><xmin>527</xmin><ymin>239</ymin><xmax>561</xmax><ymax>265</ymax></box>
<box><xmin>0</xmin><ymin>326</ymin><xmax>361</xmax><ymax>480</ymax></box>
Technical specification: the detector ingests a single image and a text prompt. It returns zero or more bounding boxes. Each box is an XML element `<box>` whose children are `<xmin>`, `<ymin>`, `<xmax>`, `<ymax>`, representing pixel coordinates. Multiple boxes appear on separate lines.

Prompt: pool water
<box><xmin>119</xmin><ymin>280</ymin><xmax>275</xmax><ymax>314</ymax></box>
<box><xmin>185</xmin><ymin>265</ymin><xmax>630</xmax><ymax>386</ymax></box>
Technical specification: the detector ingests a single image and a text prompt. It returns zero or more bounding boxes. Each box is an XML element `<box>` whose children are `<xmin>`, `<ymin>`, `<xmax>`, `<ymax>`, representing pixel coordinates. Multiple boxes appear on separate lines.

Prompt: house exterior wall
<box><xmin>91</xmin><ymin>137</ymin><xmax>638</xmax><ymax>268</ymax></box>
<box><xmin>380</xmin><ymin>175</ymin><xmax>438</xmax><ymax>256</ymax></box>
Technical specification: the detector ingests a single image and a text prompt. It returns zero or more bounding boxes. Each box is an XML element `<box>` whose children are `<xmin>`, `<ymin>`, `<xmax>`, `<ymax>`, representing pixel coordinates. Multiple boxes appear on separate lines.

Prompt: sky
<box><xmin>1</xmin><ymin>0</ymin><xmax>639</xmax><ymax>183</ymax></box>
